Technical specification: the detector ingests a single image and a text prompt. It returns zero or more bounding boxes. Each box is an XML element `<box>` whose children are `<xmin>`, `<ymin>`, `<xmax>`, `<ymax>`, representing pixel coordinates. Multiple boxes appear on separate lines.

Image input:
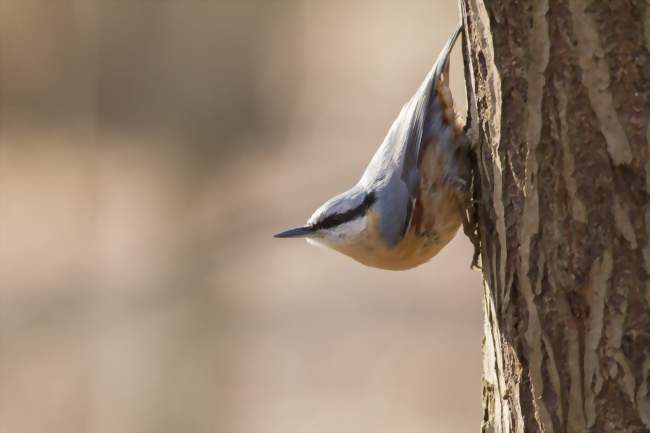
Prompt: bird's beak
<box><xmin>273</xmin><ymin>226</ymin><xmax>314</xmax><ymax>238</ymax></box>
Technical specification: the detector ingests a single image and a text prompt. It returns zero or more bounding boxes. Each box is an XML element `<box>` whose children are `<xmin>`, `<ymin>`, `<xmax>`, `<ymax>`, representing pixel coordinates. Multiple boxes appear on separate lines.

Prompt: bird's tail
<box><xmin>421</xmin><ymin>22</ymin><xmax>463</xmax><ymax>146</ymax></box>
<box><xmin>431</xmin><ymin>23</ymin><xmax>462</xmax><ymax>87</ymax></box>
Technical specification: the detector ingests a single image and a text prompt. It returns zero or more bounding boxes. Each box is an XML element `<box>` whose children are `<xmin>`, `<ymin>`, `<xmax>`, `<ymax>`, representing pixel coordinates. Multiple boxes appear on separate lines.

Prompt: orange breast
<box><xmin>335</xmin><ymin>195</ymin><xmax>462</xmax><ymax>270</ymax></box>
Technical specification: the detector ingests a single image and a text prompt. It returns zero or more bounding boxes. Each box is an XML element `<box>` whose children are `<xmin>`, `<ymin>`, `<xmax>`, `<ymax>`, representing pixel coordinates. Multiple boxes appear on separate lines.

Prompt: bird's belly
<box><xmin>336</xmin><ymin>201</ymin><xmax>462</xmax><ymax>270</ymax></box>
<box><xmin>365</xmin><ymin>220</ymin><xmax>461</xmax><ymax>270</ymax></box>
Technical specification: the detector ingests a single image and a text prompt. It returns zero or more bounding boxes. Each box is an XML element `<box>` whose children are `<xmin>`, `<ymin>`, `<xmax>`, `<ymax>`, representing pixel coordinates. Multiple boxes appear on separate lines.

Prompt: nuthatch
<box><xmin>275</xmin><ymin>24</ymin><xmax>474</xmax><ymax>270</ymax></box>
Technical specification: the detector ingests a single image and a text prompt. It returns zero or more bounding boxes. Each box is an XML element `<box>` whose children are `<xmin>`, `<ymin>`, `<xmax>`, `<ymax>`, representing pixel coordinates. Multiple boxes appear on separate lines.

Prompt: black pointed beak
<box><xmin>273</xmin><ymin>226</ymin><xmax>314</xmax><ymax>238</ymax></box>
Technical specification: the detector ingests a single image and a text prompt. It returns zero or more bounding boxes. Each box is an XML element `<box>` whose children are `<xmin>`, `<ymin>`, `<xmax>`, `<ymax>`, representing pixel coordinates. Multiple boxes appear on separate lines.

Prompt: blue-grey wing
<box><xmin>359</xmin><ymin>24</ymin><xmax>462</xmax><ymax>246</ymax></box>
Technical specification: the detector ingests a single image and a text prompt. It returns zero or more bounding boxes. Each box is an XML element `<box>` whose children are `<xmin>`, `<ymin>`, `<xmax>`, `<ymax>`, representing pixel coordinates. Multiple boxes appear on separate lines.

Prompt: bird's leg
<box><xmin>461</xmin><ymin>198</ymin><xmax>481</xmax><ymax>270</ymax></box>
<box><xmin>450</xmin><ymin>174</ymin><xmax>481</xmax><ymax>270</ymax></box>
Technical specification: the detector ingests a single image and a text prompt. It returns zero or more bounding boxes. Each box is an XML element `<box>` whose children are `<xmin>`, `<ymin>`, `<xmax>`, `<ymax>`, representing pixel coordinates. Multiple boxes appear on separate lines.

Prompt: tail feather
<box><xmin>432</xmin><ymin>23</ymin><xmax>462</xmax><ymax>87</ymax></box>
<box><xmin>422</xmin><ymin>23</ymin><xmax>463</xmax><ymax>145</ymax></box>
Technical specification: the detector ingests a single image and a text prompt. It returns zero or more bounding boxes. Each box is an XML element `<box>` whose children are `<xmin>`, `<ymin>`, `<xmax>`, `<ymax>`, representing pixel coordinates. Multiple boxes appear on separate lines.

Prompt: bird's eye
<box><xmin>314</xmin><ymin>192</ymin><xmax>376</xmax><ymax>230</ymax></box>
<box><xmin>316</xmin><ymin>213</ymin><xmax>346</xmax><ymax>230</ymax></box>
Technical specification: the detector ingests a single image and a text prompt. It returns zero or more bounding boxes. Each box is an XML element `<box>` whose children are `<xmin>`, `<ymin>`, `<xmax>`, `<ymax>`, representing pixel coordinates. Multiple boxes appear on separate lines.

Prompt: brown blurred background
<box><xmin>0</xmin><ymin>1</ymin><xmax>483</xmax><ymax>432</ymax></box>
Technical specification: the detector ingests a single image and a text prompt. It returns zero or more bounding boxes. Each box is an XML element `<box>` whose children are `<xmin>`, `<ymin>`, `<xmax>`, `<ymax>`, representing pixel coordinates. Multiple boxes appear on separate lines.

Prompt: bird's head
<box><xmin>274</xmin><ymin>187</ymin><xmax>376</xmax><ymax>250</ymax></box>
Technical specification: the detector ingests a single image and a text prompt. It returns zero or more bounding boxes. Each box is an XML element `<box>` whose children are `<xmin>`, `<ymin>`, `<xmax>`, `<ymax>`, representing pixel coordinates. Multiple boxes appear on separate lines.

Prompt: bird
<box><xmin>274</xmin><ymin>24</ymin><xmax>475</xmax><ymax>270</ymax></box>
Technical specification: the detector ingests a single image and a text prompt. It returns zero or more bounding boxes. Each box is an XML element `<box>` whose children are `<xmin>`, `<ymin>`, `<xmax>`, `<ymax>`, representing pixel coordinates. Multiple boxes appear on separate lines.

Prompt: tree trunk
<box><xmin>460</xmin><ymin>1</ymin><xmax>650</xmax><ymax>432</ymax></box>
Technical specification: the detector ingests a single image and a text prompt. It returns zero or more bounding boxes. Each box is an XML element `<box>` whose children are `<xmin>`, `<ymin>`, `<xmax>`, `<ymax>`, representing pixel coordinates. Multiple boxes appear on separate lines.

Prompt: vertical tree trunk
<box><xmin>461</xmin><ymin>1</ymin><xmax>650</xmax><ymax>432</ymax></box>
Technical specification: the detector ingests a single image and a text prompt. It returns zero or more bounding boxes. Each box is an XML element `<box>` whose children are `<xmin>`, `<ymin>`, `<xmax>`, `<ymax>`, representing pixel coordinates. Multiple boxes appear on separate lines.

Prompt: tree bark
<box><xmin>461</xmin><ymin>1</ymin><xmax>650</xmax><ymax>432</ymax></box>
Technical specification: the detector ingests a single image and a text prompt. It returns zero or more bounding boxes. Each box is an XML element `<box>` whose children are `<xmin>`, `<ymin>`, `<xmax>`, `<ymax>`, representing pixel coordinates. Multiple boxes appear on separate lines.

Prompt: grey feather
<box><xmin>358</xmin><ymin>24</ymin><xmax>462</xmax><ymax>246</ymax></box>
<box><xmin>374</xmin><ymin>175</ymin><xmax>412</xmax><ymax>246</ymax></box>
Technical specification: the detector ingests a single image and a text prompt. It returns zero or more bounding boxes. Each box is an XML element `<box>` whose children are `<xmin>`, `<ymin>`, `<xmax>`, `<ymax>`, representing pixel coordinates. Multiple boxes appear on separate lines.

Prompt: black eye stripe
<box><xmin>314</xmin><ymin>192</ymin><xmax>375</xmax><ymax>230</ymax></box>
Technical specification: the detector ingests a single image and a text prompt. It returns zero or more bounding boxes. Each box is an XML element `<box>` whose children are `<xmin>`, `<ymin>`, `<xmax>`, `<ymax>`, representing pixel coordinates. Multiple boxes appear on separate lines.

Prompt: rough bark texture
<box><xmin>461</xmin><ymin>1</ymin><xmax>650</xmax><ymax>432</ymax></box>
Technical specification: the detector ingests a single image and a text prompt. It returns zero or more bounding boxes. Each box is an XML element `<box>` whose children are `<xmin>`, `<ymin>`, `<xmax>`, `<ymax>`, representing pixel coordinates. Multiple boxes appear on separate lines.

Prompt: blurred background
<box><xmin>0</xmin><ymin>1</ymin><xmax>483</xmax><ymax>432</ymax></box>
